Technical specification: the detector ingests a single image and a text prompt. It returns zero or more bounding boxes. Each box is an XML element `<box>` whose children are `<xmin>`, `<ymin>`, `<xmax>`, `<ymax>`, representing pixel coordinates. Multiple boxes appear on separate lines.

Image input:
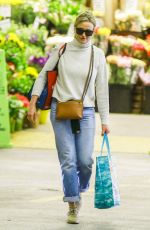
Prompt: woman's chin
<box><xmin>79</xmin><ymin>38</ymin><xmax>88</xmax><ymax>43</ymax></box>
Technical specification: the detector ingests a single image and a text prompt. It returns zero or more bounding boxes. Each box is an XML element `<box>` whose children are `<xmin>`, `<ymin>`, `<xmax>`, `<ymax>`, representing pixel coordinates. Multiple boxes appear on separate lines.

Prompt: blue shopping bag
<box><xmin>94</xmin><ymin>133</ymin><xmax>120</xmax><ymax>209</ymax></box>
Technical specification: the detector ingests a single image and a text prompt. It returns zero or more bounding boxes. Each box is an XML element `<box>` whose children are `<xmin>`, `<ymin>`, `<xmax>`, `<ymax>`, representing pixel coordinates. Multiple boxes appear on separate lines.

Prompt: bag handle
<box><xmin>100</xmin><ymin>133</ymin><xmax>111</xmax><ymax>159</ymax></box>
<box><xmin>59</xmin><ymin>43</ymin><xmax>67</xmax><ymax>57</ymax></box>
<box><xmin>54</xmin><ymin>43</ymin><xmax>67</xmax><ymax>71</ymax></box>
<box><xmin>81</xmin><ymin>45</ymin><xmax>94</xmax><ymax>101</ymax></box>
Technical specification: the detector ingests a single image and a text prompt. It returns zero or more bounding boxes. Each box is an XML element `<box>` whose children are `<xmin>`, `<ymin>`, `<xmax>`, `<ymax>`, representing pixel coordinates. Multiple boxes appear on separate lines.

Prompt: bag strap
<box><xmin>81</xmin><ymin>45</ymin><xmax>94</xmax><ymax>101</ymax></box>
<box><xmin>100</xmin><ymin>133</ymin><xmax>111</xmax><ymax>159</ymax></box>
<box><xmin>54</xmin><ymin>43</ymin><xmax>67</xmax><ymax>71</ymax></box>
<box><xmin>59</xmin><ymin>43</ymin><xmax>67</xmax><ymax>57</ymax></box>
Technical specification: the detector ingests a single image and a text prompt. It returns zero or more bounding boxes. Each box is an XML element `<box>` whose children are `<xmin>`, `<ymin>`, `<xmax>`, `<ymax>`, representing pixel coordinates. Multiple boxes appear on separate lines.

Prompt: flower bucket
<box><xmin>109</xmin><ymin>84</ymin><xmax>133</xmax><ymax>113</ymax></box>
<box><xmin>39</xmin><ymin>110</ymin><xmax>49</xmax><ymax>124</ymax></box>
<box><xmin>143</xmin><ymin>86</ymin><xmax>150</xmax><ymax>114</ymax></box>
<box><xmin>10</xmin><ymin>118</ymin><xmax>16</xmax><ymax>133</ymax></box>
<box><xmin>15</xmin><ymin>118</ymin><xmax>24</xmax><ymax>131</ymax></box>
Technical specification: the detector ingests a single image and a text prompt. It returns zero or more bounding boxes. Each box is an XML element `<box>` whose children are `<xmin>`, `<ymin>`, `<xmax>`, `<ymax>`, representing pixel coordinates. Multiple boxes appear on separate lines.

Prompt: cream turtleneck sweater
<box><xmin>31</xmin><ymin>38</ymin><xmax>109</xmax><ymax>124</ymax></box>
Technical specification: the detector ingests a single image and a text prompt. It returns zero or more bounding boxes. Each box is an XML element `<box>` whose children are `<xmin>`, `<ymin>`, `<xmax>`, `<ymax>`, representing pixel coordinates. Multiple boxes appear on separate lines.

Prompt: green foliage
<box><xmin>47</xmin><ymin>0</ymin><xmax>85</xmax><ymax>33</ymax></box>
<box><xmin>9</xmin><ymin>95</ymin><xmax>27</xmax><ymax>132</ymax></box>
<box><xmin>18</xmin><ymin>25</ymin><xmax>48</xmax><ymax>51</ymax></box>
<box><xmin>0</xmin><ymin>34</ymin><xmax>27</xmax><ymax>71</ymax></box>
<box><xmin>8</xmin><ymin>75</ymin><xmax>34</xmax><ymax>95</ymax></box>
<box><xmin>11</xmin><ymin>4</ymin><xmax>36</xmax><ymax>25</ymax></box>
<box><xmin>109</xmin><ymin>64</ymin><xmax>131</xmax><ymax>85</ymax></box>
<box><xmin>11</xmin><ymin>0</ymin><xmax>85</xmax><ymax>33</ymax></box>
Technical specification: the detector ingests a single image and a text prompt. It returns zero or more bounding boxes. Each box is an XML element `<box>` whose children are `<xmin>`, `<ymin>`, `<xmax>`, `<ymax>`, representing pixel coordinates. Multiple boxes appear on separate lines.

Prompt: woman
<box><xmin>27</xmin><ymin>11</ymin><xmax>110</xmax><ymax>224</ymax></box>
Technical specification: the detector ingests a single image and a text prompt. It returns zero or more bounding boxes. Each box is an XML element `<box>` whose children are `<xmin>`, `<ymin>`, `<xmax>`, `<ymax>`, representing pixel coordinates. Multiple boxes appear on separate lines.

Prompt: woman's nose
<box><xmin>82</xmin><ymin>32</ymin><xmax>86</xmax><ymax>37</ymax></box>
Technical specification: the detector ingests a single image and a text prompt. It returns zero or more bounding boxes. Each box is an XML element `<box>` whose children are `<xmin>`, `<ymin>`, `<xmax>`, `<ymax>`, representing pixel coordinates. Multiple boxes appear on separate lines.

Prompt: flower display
<box><xmin>120</xmin><ymin>37</ymin><xmax>136</xmax><ymax>56</ymax></box>
<box><xmin>33</xmin><ymin>0</ymin><xmax>48</xmax><ymax>14</ymax></box>
<box><xmin>25</xmin><ymin>67</ymin><xmax>38</xmax><ymax>78</ymax></box>
<box><xmin>109</xmin><ymin>35</ymin><xmax>135</xmax><ymax>56</ymax></box>
<box><xmin>8</xmin><ymin>75</ymin><xmax>34</xmax><ymax>95</ymax></box>
<box><xmin>131</xmin><ymin>58</ymin><xmax>146</xmax><ymax>68</ymax></box>
<box><xmin>115</xmin><ymin>9</ymin><xmax>143</xmax><ymax>32</ymax></box>
<box><xmin>107</xmin><ymin>55</ymin><xmax>146</xmax><ymax>85</ymax></box>
<box><xmin>17</xmin><ymin>25</ymin><xmax>47</xmax><ymax>50</ymax></box>
<box><xmin>94</xmin><ymin>27</ymin><xmax>111</xmax><ymax>54</ymax></box>
<box><xmin>28</xmin><ymin>56</ymin><xmax>48</xmax><ymax>68</ymax></box>
<box><xmin>15</xmin><ymin>93</ymin><xmax>30</xmax><ymax>108</ymax></box>
<box><xmin>108</xmin><ymin>35</ymin><xmax>150</xmax><ymax>59</ymax></box>
<box><xmin>108</xmin><ymin>35</ymin><xmax>122</xmax><ymax>55</ymax></box>
<box><xmin>132</xmin><ymin>42</ymin><xmax>146</xmax><ymax>59</ymax></box>
<box><xmin>0</xmin><ymin>0</ymin><xmax>24</xmax><ymax>4</ymax></box>
<box><xmin>11</xmin><ymin>4</ymin><xmax>36</xmax><ymax>26</ymax></box>
<box><xmin>7</xmin><ymin>62</ymin><xmax>16</xmax><ymax>71</ymax></box>
<box><xmin>7</xmin><ymin>33</ymin><xmax>25</xmax><ymax>48</ymax></box>
<box><xmin>107</xmin><ymin>55</ymin><xmax>146</xmax><ymax>68</ymax></box>
<box><xmin>139</xmin><ymin>68</ymin><xmax>150</xmax><ymax>86</ymax></box>
<box><xmin>0</xmin><ymin>35</ymin><xmax>5</xmax><ymax>46</ymax></box>
<box><xmin>47</xmin><ymin>0</ymin><xmax>84</xmax><ymax>34</ymax></box>
<box><xmin>0</xmin><ymin>32</ymin><xmax>27</xmax><ymax>71</ymax></box>
<box><xmin>145</xmin><ymin>44</ymin><xmax>150</xmax><ymax>58</ymax></box>
<box><xmin>95</xmin><ymin>27</ymin><xmax>111</xmax><ymax>38</ymax></box>
<box><xmin>8</xmin><ymin>94</ymin><xmax>27</xmax><ymax>133</ymax></box>
<box><xmin>29</xmin><ymin>34</ymin><xmax>39</xmax><ymax>44</ymax></box>
<box><xmin>107</xmin><ymin>55</ymin><xmax>131</xmax><ymax>84</ymax></box>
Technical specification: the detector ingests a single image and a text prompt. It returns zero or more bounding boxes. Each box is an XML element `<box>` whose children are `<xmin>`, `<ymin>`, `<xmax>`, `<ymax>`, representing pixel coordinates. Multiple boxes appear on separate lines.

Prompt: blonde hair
<box><xmin>74</xmin><ymin>10</ymin><xmax>96</xmax><ymax>28</ymax></box>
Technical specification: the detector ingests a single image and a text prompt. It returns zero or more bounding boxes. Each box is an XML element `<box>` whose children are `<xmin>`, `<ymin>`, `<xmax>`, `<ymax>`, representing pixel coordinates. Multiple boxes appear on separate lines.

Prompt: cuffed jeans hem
<box><xmin>63</xmin><ymin>196</ymin><xmax>80</xmax><ymax>203</ymax></box>
<box><xmin>80</xmin><ymin>184</ymin><xmax>90</xmax><ymax>193</ymax></box>
<box><xmin>80</xmin><ymin>188</ymin><xmax>89</xmax><ymax>193</ymax></box>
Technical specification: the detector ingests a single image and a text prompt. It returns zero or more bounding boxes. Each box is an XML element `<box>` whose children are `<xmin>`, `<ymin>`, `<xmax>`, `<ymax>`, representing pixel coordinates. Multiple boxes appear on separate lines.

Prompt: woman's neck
<box><xmin>72</xmin><ymin>37</ymin><xmax>91</xmax><ymax>48</ymax></box>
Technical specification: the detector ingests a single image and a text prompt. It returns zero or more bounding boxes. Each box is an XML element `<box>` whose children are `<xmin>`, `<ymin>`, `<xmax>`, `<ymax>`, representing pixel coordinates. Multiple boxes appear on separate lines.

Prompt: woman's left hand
<box><xmin>101</xmin><ymin>124</ymin><xmax>110</xmax><ymax>136</ymax></box>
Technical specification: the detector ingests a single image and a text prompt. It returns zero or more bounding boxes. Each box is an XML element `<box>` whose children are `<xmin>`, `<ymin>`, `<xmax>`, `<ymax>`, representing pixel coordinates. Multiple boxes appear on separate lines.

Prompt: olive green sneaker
<box><xmin>75</xmin><ymin>197</ymin><xmax>82</xmax><ymax>211</ymax></box>
<box><xmin>67</xmin><ymin>207</ymin><xmax>79</xmax><ymax>224</ymax></box>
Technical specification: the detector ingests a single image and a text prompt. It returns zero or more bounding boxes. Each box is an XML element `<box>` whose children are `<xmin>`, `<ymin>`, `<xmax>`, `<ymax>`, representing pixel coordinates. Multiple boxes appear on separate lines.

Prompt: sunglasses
<box><xmin>76</xmin><ymin>28</ymin><xmax>94</xmax><ymax>36</ymax></box>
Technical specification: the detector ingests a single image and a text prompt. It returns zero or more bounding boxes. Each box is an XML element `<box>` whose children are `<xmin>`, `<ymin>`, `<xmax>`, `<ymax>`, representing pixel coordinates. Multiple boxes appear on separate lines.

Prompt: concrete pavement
<box><xmin>0</xmin><ymin>113</ymin><xmax>150</xmax><ymax>229</ymax></box>
<box><xmin>0</xmin><ymin>148</ymin><xmax>150</xmax><ymax>230</ymax></box>
<box><xmin>11</xmin><ymin>113</ymin><xmax>150</xmax><ymax>154</ymax></box>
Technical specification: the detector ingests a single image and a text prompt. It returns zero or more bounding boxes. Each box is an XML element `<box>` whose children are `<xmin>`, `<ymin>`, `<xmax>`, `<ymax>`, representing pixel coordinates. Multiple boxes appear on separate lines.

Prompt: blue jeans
<box><xmin>50</xmin><ymin>98</ymin><xmax>95</xmax><ymax>202</ymax></box>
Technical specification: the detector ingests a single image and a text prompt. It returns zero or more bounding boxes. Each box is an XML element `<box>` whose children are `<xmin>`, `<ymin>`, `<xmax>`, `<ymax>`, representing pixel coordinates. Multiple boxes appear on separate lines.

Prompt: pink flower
<box><xmin>117</xmin><ymin>56</ymin><xmax>131</xmax><ymax>68</ymax></box>
<box><xmin>132</xmin><ymin>42</ymin><xmax>145</xmax><ymax>51</ymax></box>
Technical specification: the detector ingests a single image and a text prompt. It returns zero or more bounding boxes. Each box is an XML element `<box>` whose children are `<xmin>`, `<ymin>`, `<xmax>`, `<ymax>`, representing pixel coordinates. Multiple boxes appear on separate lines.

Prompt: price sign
<box><xmin>33</xmin><ymin>16</ymin><xmax>40</xmax><ymax>30</ymax></box>
<box><xmin>93</xmin><ymin>0</ymin><xmax>105</xmax><ymax>14</ymax></box>
<box><xmin>0</xmin><ymin>19</ymin><xmax>11</xmax><ymax>31</ymax></box>
<box><xmin>125</xmin><ymin>0</ymin><xmax>138</xmax><ymax>11</ymax></box>
<box><xmin>0</xmin><ymin>49</ymin><xmax>11</xmax><ymax>148</ymax></box>
<box><xmin>0</xmin><ymin>5</ymin><xmax>11</xmax><ymax>17</ymax></box>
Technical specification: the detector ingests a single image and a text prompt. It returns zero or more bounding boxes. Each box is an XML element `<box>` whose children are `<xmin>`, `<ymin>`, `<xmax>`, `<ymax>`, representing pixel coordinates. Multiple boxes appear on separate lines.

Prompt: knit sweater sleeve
<box><xmin>31</xmin><ymin>46</ymin><xmax>60</xmax><ymax>97</ymax></box>
<box><xmin>95</xmin><ymin>49</ymin><xmax>109</xmax><ymax>125</ymax></box>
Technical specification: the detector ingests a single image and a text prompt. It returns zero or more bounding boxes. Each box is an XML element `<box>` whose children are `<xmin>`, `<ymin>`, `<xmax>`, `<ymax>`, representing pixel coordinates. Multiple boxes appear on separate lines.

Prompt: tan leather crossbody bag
<box><xmin>56</xmin><ymin>45</ymin><xmax>94</xmax><ymax>120</ymax></box>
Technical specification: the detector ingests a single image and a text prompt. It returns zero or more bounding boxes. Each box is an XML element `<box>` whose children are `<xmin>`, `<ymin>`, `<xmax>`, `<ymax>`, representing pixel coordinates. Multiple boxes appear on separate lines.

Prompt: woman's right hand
<box><xmin>27</xmin><ymin>95</ymin><xmax>38</xmax><ymax>123</ymax></box>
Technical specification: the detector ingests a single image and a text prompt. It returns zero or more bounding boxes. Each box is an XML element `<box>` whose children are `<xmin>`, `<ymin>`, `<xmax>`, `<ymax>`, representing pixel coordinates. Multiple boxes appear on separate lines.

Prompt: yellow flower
<box><xmin>8</xmin><ymin>33</ymin><xmax>25</xmax><ymax>48</ymax></box>
<box><xmin>131</xmin><ymin>58</ymin><xmax>146</xmax><ymax>67</ymax></box>
<box><xmin>0</xmin><ymin>0</ymin><xmax>24</xmax><ymax>5</ymax></box>
<box><xmin>0</xmin><ymin>35</ymin><xmax>5</xmax><ymax>46</ymax></box>
<box><xmin>13</xmin><ymin>72</ymin><xmax>24</xmax><ymax>78</ymax></box>
<box><xmin>96</xmin><ymin>27</ymin><xmax>111</xmax><ymax>37</ymax></box>
<box><xmin>17</xmin><ymin>40</ymin><xmax>25</xmax><ymax>48</ymax></box>
<box><xmin>137</xmin><ymin>38</ymin><xmax>147</xmax><ymax>47</ymax></box>
<box><xmin>106</xmin><ymin>55</ymin><xmax>118</xmax><ymax>65</ymax></box>
<box><xmin>26</xmin><ymin>67</ymin><xmax>38</xmax><ymax>77</ymax></box>
<box><xmin>8</xmin><ymin>33</ymin><xmax>19</xmax><ymax>42</ymax></box>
